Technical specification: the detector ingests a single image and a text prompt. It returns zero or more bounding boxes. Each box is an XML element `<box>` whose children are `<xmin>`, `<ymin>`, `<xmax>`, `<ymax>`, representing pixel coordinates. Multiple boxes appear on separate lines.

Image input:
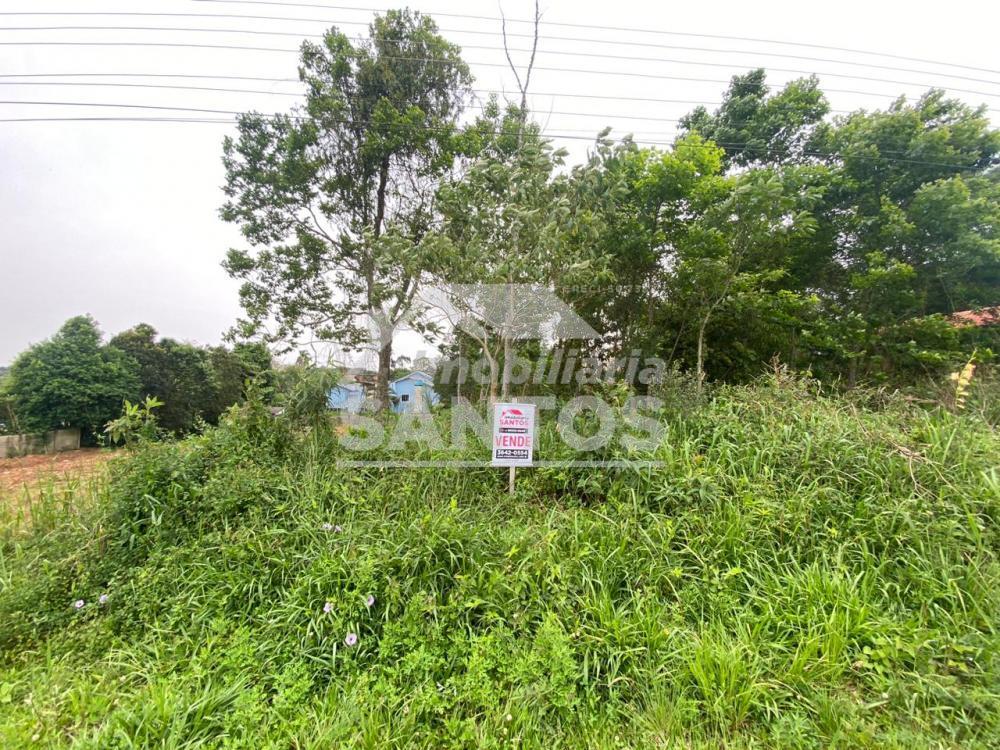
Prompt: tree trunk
<box><xmin>501</xmin><ymin>335</ymin><xmax>512</xmax><ymax>400</ymax></box>
<box><xmin>696</xmin><ymin>317</ymin><xmax>708</xmax><ymax>397</ymax></box>
<box><xmin>376</xmin><ymin>339</ymin><xmax>392</xmax><ymax>413</ymax></box>
<box><xmin>499</xmin><ymin>281</ymin><xmax>514</xmax><ymax>399</ymax></box>
<box><xmin>456</xmin><ymin>337</ymin><xmax>463</xmax><ymax>401</ymax></box>
<box><xmin>373</xmin><ymin>158</ymin><xmax>389</xmax><ymax>239</ymax></box>
<box><xmin>488</xmin><ymin>353</ymin><xmax>499</xmax><ymax>404</ymax></box>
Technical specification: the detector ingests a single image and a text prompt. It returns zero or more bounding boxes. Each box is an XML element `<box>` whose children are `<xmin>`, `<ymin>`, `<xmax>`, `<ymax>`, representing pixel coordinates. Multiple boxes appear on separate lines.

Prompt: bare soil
<box><xmin>0</xmin><ymin>448</ymin><xmax>117</xmax><ymax>498</ymax></box>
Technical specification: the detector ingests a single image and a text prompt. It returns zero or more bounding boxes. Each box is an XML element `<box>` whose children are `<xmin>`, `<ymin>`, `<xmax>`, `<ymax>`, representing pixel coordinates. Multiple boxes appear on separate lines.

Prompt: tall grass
<box><xmin>0</xmin><ymin>376</ymin><xmax>998</xmax><ymax>748</ymax></box>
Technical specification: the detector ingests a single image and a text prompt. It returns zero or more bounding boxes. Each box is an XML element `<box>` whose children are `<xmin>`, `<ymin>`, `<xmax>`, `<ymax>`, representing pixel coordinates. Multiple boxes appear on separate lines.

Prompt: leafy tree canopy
<box><xmin>222</xmin><ymin>9</ymin><xmax>471</xmax><ymax>409</ymax></box>
<box><xmin>680</xmin><ymin>69</ymin><xmax>829</xmax><ymax>168</ymax></box>
<box><xmin>110</xmin><ymin>324</ymin><xmax>272</xmax><ymax>434</ymax></box>
<box><xmin>4</xmin><ymin>316</ymin><xmax>139</xmax><ymax>436</ymax></box>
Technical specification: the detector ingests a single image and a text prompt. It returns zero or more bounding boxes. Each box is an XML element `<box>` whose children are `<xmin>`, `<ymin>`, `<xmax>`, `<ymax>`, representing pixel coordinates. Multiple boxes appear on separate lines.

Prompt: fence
<box><xmin>0</xmin><ymin>428</ymin><xmax>81</xmax><ymax>459</ymax></box>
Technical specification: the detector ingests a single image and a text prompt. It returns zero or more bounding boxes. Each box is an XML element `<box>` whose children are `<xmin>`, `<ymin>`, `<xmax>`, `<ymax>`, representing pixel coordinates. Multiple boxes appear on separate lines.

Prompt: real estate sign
<box><xmin>491</xmin><ymin>402</ymin><xmax>536</xmax><ymax>467</ymax></box>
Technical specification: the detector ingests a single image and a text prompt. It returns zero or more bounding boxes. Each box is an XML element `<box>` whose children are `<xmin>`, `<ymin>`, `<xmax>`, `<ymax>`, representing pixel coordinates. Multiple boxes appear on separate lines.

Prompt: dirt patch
<box><xmin>0</xmin><ymin>448</ymin><xmax>118</xmax><ymax>498</ymax></box>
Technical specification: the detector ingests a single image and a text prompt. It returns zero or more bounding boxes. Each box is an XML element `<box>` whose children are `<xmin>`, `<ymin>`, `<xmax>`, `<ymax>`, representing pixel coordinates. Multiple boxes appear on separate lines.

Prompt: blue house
<box><xmin>389</xmin><ymin>370</ymin><xmax>440</xmax><ymax>414</ymax></box>
<box><xmin>327</xmin><ymin>381</ymin><xmax>366</xmax><ymax>413</ymax></box>
<box><xmin>327</xmin><ymin>371</ymin><xmax>439</xmax><ymax>414</ymax></box>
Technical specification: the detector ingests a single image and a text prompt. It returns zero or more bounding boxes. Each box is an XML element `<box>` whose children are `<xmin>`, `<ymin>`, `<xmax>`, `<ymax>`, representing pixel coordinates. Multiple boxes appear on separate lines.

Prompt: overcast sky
<box><xmin>1</xmin><ymin>0</ymin><xmax>998</xmax><ymax>365</ymax></box>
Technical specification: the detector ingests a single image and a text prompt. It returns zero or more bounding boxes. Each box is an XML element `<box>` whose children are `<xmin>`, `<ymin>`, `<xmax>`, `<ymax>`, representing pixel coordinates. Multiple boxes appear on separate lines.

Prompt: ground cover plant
<box><xmin>0</xmin><ymin>375</ymin><xmax>998</xmax><ymax>748</ymax></box>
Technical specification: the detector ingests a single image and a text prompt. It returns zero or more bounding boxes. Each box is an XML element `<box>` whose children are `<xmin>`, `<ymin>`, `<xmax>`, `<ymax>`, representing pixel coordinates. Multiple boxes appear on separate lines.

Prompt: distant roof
<box><xmin>392</xmin><ymin>370</ymin><xmax>434</xmax><ymax>384</ymax></box>
<box><xmin>951</xmin><ymin>307</ymin><xmax>1000</xmax><ymax>327</ymax></box>
<box><xmin>332</xmin><ymin>381</ymin><xmax>365</xmax><ymax>392</ymax></box>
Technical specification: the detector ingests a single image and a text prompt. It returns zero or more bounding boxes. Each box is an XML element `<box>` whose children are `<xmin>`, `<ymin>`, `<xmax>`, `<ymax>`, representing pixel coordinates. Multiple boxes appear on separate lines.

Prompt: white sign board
<box><xmin>492</xmin><ymin>402</ymin><xmax>536</xmax><ymax>467</ymax></box>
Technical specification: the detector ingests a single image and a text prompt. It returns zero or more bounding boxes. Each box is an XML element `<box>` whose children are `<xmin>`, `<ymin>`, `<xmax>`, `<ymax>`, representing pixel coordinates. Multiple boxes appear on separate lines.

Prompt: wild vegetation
<box><xmin>221</xmin><ymin>10</ymin><xmax>999</xmax><ymax>404</ymax></box>
<box><xmin>2</xmin><ymin>6</ymin><xmax>999</xmax><ymax>747</ymax></box>
<box><xmin>1</xmin><ymin>375</ymin><xmax>999</xmax><ymax>748</ymax></box>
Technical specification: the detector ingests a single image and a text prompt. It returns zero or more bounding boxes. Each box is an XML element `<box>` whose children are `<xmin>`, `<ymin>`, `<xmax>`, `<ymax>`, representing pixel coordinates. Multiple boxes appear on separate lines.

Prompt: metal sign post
<box><xmin>492</xmin><ymin>402</ymin><xmax>536</xmax><ymax>495</ymax></box>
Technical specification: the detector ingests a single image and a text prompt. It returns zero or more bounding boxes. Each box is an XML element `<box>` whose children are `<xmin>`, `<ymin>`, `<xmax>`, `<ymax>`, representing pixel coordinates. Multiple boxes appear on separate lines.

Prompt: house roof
<box><xmin>391</xmin><ymin>370</ymin><xmax>434</xmax><ymax>385</ymax></box>
<box><xmin>332</xmin><ymin>381</ymin><xmax>365</xmax><ymax>392</ymax></box>
<box><xmin>951</xmin><ymin>306</ymin><xmax>1000</xmax><ymax>328</ymax></box>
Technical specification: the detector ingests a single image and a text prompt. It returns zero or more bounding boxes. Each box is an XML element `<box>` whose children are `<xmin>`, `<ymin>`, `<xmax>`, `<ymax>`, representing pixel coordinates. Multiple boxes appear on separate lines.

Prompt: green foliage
<box><xmin>563</xmin><ymin>76</ymin><xmax>999</xmax><ymax>390</ymax></box>
<box><xmin>2</xmin><ymin>384</ymin><xmax>999</xmax><ymax>747</ymax></box>
<box><xmin>103</xmin><ymin>396</ymin><xmax>164</xmax><ymax>448</ymax></box>
<box><xmin>221</xmin><ymin>9</ymin><xmax>471</xmax><ymax>408</ymax></box>
<box><xmin>0</xmin><ymin>386</ymin><xmax>18</xmax><ymax>435</ymax></box>
<box><xmin>277</xmin><ymin>364</ymin><xmax>341</xmax><ymax>427</ymax></box>
<box><xmin>680</xmin><ymin>68</ymin><xmax>830</xmax><ymax>167</ymax></box>
<box><xmin>109</xmin><ymin>324</ymin><xmax>217</xmax><ymax>434</ymax></box>
<box><xmin>109</xmin><ymin>324</ymin><xmax>269</xmax><ymax>435</ymax></box>
<box><xmin>3</xmin><ymin>316</ymin><xmax>139</xmax><ymax>437</ymax></box>
<box><xmin>436</xmin><ymin>99</ymin><xmax>581</xmax><ymax>398</ymax></box>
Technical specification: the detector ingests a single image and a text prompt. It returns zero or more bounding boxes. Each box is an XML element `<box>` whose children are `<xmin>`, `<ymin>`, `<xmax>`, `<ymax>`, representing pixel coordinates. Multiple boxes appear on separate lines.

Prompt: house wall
<box><xmin>328</xmin><ymin>386</ymin><xmax>365</xmax><ymax>413</ymax></box>
<box><xmin>390</xmin><ymin>374</ymin><xmax>440</xmax><ymax>413</ymax></box>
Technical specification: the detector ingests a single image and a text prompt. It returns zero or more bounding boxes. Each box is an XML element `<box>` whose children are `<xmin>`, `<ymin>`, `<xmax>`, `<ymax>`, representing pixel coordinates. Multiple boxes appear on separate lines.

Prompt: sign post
<box><xmin>492</xmin><ymin>402</ymin><xmax>536</xmax><ymax>495</ymax></box>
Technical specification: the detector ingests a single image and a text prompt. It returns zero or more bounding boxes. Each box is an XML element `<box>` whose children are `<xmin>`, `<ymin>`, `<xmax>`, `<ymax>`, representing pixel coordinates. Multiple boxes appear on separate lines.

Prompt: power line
<box><xmin>0</xmin><ymin>112</ymin><xmax>688</xmax><ymax>145</ymax></box>
<box><xmin>0</xmin><ymin>96</ymin><xmax>687</xmax><ymax>125</ymax></box>
<box><xmin>0</xmin><ymin>75</ymin><xmax>740</xmax><ymax>109</ymax></box>
<box><xmin>5</xmin><ymin>25</ymin><xmax>998</xmax><ymax>91</ymax></box>
<box><xmin>0</xmin><ymin>12</ymin><xmax>989</xmax><ymax>88</ymax></box>
<box><xmin>2</xmin><ymin>42</ymin><xmax>997</xmax><ymax>101</ymax></box>
<box><xmin>0</xmin><ymin>114</ymin><xmax>680</xmax><ymax>138</ymax></box>
<box><xmin>4</xmin><ymin>24</ymin><xmax>999</xmax><ymax>89</ymax></box>
<box><xmin>0</xmin><ymin>99</ymin><xmax>259</xmax><ymax>116</ymax></box>
<box><xmin>0</xmin><ymin>102</ymin><xmax>991</xmax><ymax>172</ymax></box>
<box><xmin>0</xmin><ymin>80</ymin><xmax>305</xmax><ymax>97</ymax></box>
<box><xmin>0</xmin><ymin>116</ymin><xmax>251</xmax><ymax>124</ymax></box>
<box><xmin>0</xmin><ymin>72</ymin><xmax>298</xmax><ymax>84</ymax></box>
<box><xmin>188</xmin><ymin>0</ymin><xmax>1000</xmax><ymax>76</ymax></box>
<box><xmin>1</xmin><ymin>75</ymin><xmax>996</xmax><ymax>115</ymax></box>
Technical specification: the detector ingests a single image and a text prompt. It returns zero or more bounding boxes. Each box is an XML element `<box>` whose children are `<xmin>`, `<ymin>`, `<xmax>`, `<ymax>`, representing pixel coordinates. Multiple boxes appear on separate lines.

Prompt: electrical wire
<box><xmin>2</xmin><ymin>73</ymin><xmax>998</xmax><ymax>114</ymax></box>
<box><xmin>0</xmin><ymin>95</ymin><xmax>695</xmax><ymax>125</ymax></box>
<box><xmin>1</xmin><ymin>42</ymin><xmax>996</xmax><ymax>100</ymax></box>
<box><xmin>3</xmin><ymin>24</ymin><xmax>998</xmax><ymax>88</ymax></box>
<box><xmin>187</xmin><ymin>0</ymin><xmax>1000</xmax><ymax>76</ymax></box>
<box><xmin>0</xmin><ymin>103</ymin><xmax>991</xmax><ymax>172</ymax></box>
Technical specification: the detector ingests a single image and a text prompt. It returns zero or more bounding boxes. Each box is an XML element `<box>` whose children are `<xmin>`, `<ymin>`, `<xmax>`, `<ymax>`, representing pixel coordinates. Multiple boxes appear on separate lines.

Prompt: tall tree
<box><xmin>109</xmin><ymin>325</ymin><xmax>267</xmax><ymax>433</ymax></box>
<box><xmin>4</xmin><ymin>316</ymin><xmax>139</xmax><ymax>436</ymax></box>
<box><xmin>672</xmin><ymin>167</ymin><xmax>823</xmax><ymax>391</ymax></box>
<box><xmin>806</xmin><ymin>91</ymin><xmax>1000</xmax><ymax>383</ymax></box>
<box><xmin>436</xmin><ymin>102</ymin><xmax>574</xmax><ymax>400</ymax></box>
<box><xmin>813</xmin><ymin>91</ymin><xmax>1000</xmax><ymax>315</ymax></box>
<box><xmin>680</xmin><ymin>69</ymin><xmax>829</xmax><ymax>169</ymax></box>
<box><xmin>110</xmin><ymin>324</ymin><xmax>215</xmax><ymax>433</ymax></box>
<box><xmin>559</xmin><ymin>134</ymin><xmax>726</xmax><ymax>359</ymax></box>
<box><xmin>221</xmin><ymin>10</ymin><xmax>471</xmax><ymax>410</ymax></box>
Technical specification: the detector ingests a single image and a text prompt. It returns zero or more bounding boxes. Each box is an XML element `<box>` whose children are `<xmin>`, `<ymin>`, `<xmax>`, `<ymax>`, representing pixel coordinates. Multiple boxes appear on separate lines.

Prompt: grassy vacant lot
<box><xmin>0</xmin><ymin>449</ymin><xmax>115</xmax><ymax>520</ymax></box>
<box><xmin>0</xmin><ymin>377</ymin><xmax>998</xmax><ymax>748</ymax></box>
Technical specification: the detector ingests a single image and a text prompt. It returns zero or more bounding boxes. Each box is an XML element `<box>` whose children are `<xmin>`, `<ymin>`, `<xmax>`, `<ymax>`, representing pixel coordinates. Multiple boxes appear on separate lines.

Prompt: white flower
<box><xmin>73</xmin><ymin>599</ymin><xmax>85</xmax><ymax>609</ymax></box>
